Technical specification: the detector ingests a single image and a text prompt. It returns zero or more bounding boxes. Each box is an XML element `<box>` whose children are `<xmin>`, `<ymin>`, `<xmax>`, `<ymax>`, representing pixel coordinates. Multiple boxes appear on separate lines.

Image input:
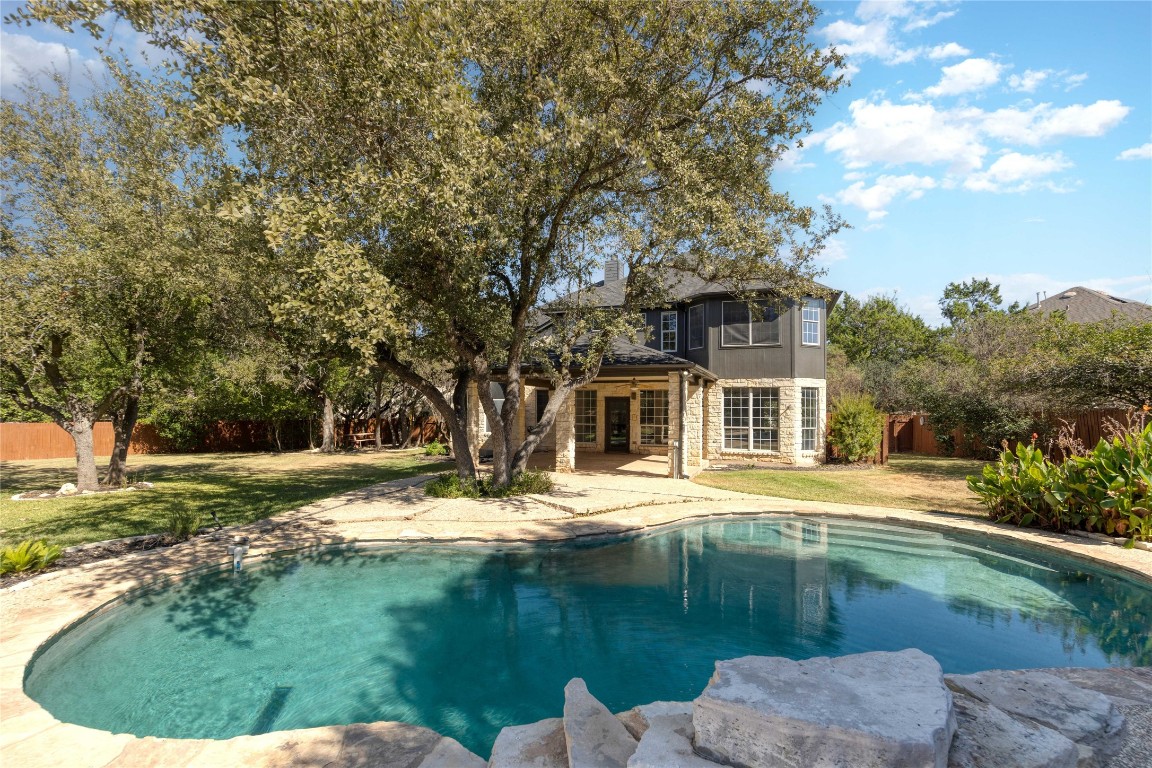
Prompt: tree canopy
<box><xmin>17</xmin><ymin>0</ymin><xmax>847</xmax><ymax>486</ymax></box>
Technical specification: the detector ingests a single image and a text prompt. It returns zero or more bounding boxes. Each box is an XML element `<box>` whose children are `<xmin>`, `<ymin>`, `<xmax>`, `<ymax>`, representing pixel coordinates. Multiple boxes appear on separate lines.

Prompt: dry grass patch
<box><xmin>692</xmin><ymin>454</ymin><xmax>988</xmax><ymax>516</ymax></box>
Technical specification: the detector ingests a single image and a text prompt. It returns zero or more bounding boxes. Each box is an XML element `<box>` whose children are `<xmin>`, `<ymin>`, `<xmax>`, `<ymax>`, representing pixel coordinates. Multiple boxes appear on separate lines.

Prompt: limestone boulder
<box><xmin>947</xmin><ymin>670</ymin><xmax>1125</xmax><ymax>762</ymax></box>
<box><xmin>488</xmin><ymin>718</ymin><xmax>567</xmax><ymax>768</ymax></box>
<box><xmin>615</xmin><ymin>701</ymin><xmax>693</xmax><ymax>741</ymax></box>
<box><xmin>416</xmin><ymin>736</ymin><xmax>486</xmax><ymax>767</ymax></box>
<box><xmin>693</xmin><ymin>649</ymin><xmax>956</xmax><ymax>768</ymax></box>
<box><xmin>563</xmin><ymin>678</ymin><xmax>638</xmax><ymax>768</ymax></box>
<box><xmin>947</xmin><ymin>691</ymin><xmax>1079</xmax><ymax>768</ymax></box>
<box><xmin>625</xmin><ymin>705</ymin><xmax>717</xmax><ymax>768</ymax></box>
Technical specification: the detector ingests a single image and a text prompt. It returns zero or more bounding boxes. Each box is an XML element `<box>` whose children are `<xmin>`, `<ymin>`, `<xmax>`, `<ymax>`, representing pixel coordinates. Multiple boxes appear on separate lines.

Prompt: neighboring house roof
<box><xmin>551</xmin><ymin>268</ymin><xmax>842</xmax><ymax>310</ymax></box>
<box><xmin>1026</xmin><ymin>286</ymin><xmax>1152</xmax><ymax>324</ymax></box>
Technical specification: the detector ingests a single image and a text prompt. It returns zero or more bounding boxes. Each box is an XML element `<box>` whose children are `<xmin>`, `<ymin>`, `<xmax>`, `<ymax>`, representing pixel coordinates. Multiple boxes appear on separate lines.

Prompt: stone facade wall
<box><xmin>704</xmin><ymin>377</ymin><xmax>826</xmax><ymax>466</ymax></box>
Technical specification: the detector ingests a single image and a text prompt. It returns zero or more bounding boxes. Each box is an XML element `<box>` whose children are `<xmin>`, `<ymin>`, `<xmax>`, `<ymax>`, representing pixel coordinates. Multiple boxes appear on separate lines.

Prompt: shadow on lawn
<box><xmin>0</xmin><ymin>458</ymin><xmax>449</xmax><ymax>546</ymax></box>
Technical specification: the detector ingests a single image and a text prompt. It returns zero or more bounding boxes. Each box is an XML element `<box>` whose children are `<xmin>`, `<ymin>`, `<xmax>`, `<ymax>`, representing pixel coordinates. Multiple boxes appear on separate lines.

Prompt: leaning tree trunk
<box><xmin>320</xmin><ymin>395</ymin><xmax>336</xmax><ymax>453</ymax></box>
<box><xmin>67</xmin><ymin>416</ymin><xmax>101</xmax><ymax>491</ymax></box>
<box><xmin>104</xmin><ymin>392</ymin><xmax>140</xmax><ymax>486</ymax></box>
<box><xmin>373</xmin><ymin>380</ymin><xmax>383</xmax><ymax>450</ymax></box>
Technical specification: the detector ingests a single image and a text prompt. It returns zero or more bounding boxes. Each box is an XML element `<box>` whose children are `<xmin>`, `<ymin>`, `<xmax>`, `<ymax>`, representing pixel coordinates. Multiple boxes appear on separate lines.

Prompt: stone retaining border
<box><xmin>2</xmin><ymin>476</ymin><xmax>1150</xmax><ymax>767</ymax></box>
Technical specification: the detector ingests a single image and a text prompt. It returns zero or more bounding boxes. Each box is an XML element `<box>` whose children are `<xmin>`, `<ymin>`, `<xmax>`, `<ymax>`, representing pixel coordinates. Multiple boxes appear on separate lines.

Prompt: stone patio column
<box><xmin>684</xmin><ymin>377</ymin><xmax>705</xmax><ymax>473</ymax></box>
<box><xmin>667</xmin><ymin>372</ymin><xmax>681</xmax><ymax>477</ymax></box>
<box><xmin>554</xmin><ymin>389</ymin><xmax>577</xmax><ymax>473</ymax></box>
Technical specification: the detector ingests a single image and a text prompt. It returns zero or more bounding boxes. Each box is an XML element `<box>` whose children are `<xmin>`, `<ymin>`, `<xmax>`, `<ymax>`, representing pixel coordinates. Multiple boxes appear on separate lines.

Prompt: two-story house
<box><xmin>471</xmin><ymin>262</ymin><xmax>840</xmax><ymax>477</ymax></box>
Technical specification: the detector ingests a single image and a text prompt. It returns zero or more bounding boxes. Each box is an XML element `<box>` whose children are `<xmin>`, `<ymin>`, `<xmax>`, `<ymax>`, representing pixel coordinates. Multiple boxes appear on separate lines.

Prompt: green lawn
<box><xmin>692</xmin><ymin>454</ymin><xmax>989</xmax><ymax>516</ymax></box>
<box><xmin>0</xmin><ymin>450</ymin><xmax>448</xmax><ymax>548</ymax></box>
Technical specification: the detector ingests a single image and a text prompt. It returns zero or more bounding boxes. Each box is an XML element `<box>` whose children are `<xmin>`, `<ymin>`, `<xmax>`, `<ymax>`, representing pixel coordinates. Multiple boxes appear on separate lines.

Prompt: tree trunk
<box><xmin>320</xmin><ymin>395</ymin><xmax>336</xmax><ymax>452</ymax></box>
<box><xmin>373</xmin><ymin>380</ymin><xmax>383</xmax><ymax>450</ymax></box>
<box><xmin>69</xmin><ymin>417</ymin><xmax>100</xmax><ymax>491</ymax></box>
<box><xmin>104</xmin><ymin>392</ymin><xmax>140</xmax><ymax>486</ymax></box>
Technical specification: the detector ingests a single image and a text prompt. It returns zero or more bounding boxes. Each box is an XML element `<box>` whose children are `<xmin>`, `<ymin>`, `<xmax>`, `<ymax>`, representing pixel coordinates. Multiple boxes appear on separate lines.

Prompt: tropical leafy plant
<box><xmin>968</xmin><ymin>423</ymin><xmax>1152</xmax><ymax>543</ymax></box>
<box><xmin>0</xmin><ymin>539</ymin><xmax>63</xmax><ymax>575</ymax></box>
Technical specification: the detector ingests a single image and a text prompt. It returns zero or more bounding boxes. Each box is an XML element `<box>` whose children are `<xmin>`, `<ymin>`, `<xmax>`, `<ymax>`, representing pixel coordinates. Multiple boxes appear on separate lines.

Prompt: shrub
<box><xmin>424</xmin><ymin>440</ymin><xmax>448</xmax><ymax>456</ymax></box>
<box><xmin>504</xmin><ymin>470</ymin><xmax>555</xmax><ymax>496</ymax></box>
<box><xmin>1</xmin><ymin>540</ymin><xmax>63</xmax><ymax>575</ymax></box>
<box><xmin>165</xmin><ymin>504</ymin><xmax>204</xmax><ymax>542</ymax></box>
<box><xmin>423</xmin><ymin>470</ymin><xmax>555</xmax><ymax>498</ymax></box>
<box><xmin>424</xmin><ymin>473</ymin><xmax>481</xmax><ymax>498</ymax></box>
<box><xmin>827</xmin><ymin>394</ymin><xmax>883</xmax><ymax>463</ymax></box>
<box><xmin>968</xmin><ymin>422</ymin><xmax>1152</xmax><ymax>543</ymax></box>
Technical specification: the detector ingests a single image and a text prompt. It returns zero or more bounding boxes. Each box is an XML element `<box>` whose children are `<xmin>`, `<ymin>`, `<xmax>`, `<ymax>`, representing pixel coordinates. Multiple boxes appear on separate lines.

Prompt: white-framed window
<box><xmin>688</xmin><ymin>304</ymin><xmax>705</xmax><ymax>350</ymax></box>
<box><xmin>639</xmin><ymin>389</ymin><xmax>668</xmax><ymax>445</ymax></box>
<box><xmin>660</xmin><ymin>311</ymin><xmax>678</xmax><ymax>352</ymax></box>
<box><xmin>723</xmin><ymin>387</ymin><xmax>779</xmax><ymax>451</ymax></box>
<box><xmin>802</xmin><ymin>299</ymin><xmax>821</xmax><ymax>346</ymax></box>
<box><xmin>721</xmin><ymin>301</ymin><xmax>780</xmax><ymax>347</ymax></box>
<box><xmin>801</xmin><ymin>387</ymin><xmax>819</xmax><ymax>452</ymax></box>
<box><xmin>575</xmin><ymin>390</ymin><xmax>597</xmax><ymax>444</ymax></box>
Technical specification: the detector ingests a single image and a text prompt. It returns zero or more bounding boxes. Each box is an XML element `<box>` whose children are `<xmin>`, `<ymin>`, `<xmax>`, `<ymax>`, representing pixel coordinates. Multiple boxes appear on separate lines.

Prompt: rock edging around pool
<box><xmin>487</xmin><ymin>649</ymin><xmax>1150</xmax><ymax>768</ymax></box>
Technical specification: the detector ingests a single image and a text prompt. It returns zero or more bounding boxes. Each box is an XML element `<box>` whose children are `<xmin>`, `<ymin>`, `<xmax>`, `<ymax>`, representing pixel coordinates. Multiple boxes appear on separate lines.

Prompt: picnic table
<box><xmin>347</xmin><ymin>432</ymin><xmax>377</xmax><ymax>449</ymax></box>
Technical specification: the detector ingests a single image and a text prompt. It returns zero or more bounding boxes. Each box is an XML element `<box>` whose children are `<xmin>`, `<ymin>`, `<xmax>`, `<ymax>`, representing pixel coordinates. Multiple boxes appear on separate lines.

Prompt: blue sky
<box><xmin>787</xmin><ymin>1</ymin><xmax>1152</xmax><ymax>323</ymax></box>
<box><xmin>2</xmin><ymin>1</ymin><xmax>1149</xmax><ymax>325</ymax></box>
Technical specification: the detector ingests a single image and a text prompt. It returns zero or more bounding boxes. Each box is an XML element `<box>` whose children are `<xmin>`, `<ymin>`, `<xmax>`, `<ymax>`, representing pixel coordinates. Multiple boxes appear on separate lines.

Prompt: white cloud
<box><xmin>0</xmin><ymin>30</ymin><xmax>98</xmax><ymax>99</ymax></box>
<box><xmin>1064</xmin><ymin>73</ymin><xmax>1088</xmax><ymax>91</ymax></box>
<box><xmin>821</xmin><ymin>19</ymin><xmax>902</xmax><ymax>61</ymax></box>
<box><xmin>816</xmin><ymin>238</ymin><xmax>849</xmax><ymax>265</ymax></box>
<box><xmin>811</xmin><ymin>99</ymin><xmax>988</xmax><ymax>172</ymax></box>
<box><xmin>904</xmin><ymin>11</ymin><xmax>957</xmax><ymax>31</ymax></box>
<box><xmin>775</xmin><ymin>143</ymin><xmax>814</xmax><ymax>171</ymax></box>
<box><xmin>927</xmin><ymin>43</ymin><xmax>970</xmax><ymax>60</ymax></box>
<box><xmin>923</xmin><ymin>58</ymin><xmax>1004</xmax><ymax>97</ymax></box>
<box><xmin>828</xmin><ymin>173</ymin><xmax>937</xmax><ymax>220</ymax></box>
<box><xmin>981</xmin><ymin>100</ymin><xmax>1131</xmax><ymax>145</ymax></box>
<box><xmin>1007</xmin><ymin>69</ymin><xmax>1051</xmax><ymax>93</ymax></box>
<box><xmin>963</xmin><ymin>152</ymin><xmax>1072</xmax><ymax>193</ymax></box>
<box><xmin>1117</xmin><ymin>143</ymin><xmax>1152</xmax><ymax>161</ymax></box>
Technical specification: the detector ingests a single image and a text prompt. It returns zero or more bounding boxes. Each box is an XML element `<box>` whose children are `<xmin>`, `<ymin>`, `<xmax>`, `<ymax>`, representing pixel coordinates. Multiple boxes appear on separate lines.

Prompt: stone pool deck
<box><xmin>2</xmin><ymin>467</ymin><xmax>1150</xmax><ymax>767</ymax></box>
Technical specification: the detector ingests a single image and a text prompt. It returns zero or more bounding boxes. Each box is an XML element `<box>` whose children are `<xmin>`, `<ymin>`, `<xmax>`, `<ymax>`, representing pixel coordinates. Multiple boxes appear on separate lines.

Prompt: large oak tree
<box><xmin>19</xmin><ymin>0</ymin><xmax>846</xmax><ymax>486</ymax></box>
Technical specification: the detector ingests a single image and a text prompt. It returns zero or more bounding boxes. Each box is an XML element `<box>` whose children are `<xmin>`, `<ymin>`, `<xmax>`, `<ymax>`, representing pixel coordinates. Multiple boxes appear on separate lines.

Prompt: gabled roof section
<box><xmin>551</xmin><ymin>268</ymin><xmax>841</xmax><ymax>311</ymax></box>
<box><xmin>1026</xmin><ymin>286</ymin><xmax>1152</xmax><ymax>324</ymax></box>
<box><xmin>518</xmin><ymin>334</ymin><xmax>718</xmax><ymax>381</ymax></box>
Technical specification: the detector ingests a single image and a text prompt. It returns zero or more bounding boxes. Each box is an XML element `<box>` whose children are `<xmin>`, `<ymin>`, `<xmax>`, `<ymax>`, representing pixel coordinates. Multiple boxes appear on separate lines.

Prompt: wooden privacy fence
<box><xmin>0</xmin><ymin>420</ymin><xmax>309</xmax><ymax>461</ymax></box>
<box><xmin>887</xmin><ymin>409</ymin><xmax>1136</xmax><ymax>460</ymax></box>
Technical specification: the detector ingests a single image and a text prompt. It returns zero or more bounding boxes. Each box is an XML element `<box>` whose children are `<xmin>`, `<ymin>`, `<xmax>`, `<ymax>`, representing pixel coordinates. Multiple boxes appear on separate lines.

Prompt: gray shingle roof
<box><xmin>553</xmin><ymin>268</ymin><xmax>841</xmax><ymax>310</ymax></box>
<box><xmin>1027</xmin><ymin>287</ymin><xmax>1152</xmax><ymax>324</ymax></box>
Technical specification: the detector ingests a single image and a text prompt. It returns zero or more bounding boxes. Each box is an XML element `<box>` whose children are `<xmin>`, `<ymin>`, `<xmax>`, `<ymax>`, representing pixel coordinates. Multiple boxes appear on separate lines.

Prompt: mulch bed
<box><xmin>0</xmin><ymin>531</ymin><xmax>201</xmax><ymax>588</ymax></box>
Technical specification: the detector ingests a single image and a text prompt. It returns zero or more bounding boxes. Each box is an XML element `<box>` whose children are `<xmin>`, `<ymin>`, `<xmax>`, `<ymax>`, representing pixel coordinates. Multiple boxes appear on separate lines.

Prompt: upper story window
<box><xmin>721</xmin><ymin>301</ymin><xmax>779</xmax><ymax>347</ymax></box>
<box><xmin>660</xmin><ymin>311</ymin><xmax>678</xmax><ymax>352</ymax></box>
<box><xmin>688</xmin><ymin>304</ymin><xmax>705</xmax><ymax>350</ymax></box>
<box><xmin>802</xmin><ymin>299</ymin><xmax>821</xmax><ymax>346</ymax></box>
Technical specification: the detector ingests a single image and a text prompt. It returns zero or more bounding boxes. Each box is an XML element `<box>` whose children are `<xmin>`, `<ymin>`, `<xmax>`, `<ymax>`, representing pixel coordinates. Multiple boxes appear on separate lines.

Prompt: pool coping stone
<box><xmin>2</xmin><ymin>470</ymin><xmax>1150</xmax><ymax>767</ymax></box>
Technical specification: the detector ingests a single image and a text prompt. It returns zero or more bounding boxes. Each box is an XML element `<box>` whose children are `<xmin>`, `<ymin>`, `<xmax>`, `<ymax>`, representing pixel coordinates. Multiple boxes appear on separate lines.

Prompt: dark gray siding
<box><xmin>794</xmin><ymin>298</ymin><xmax>827</xmax><ymax>379</ymax></box>
<box><xmin>637</xmin><ymin>296</ymin><xmax>826</xmax><ymax>380</ymax></box>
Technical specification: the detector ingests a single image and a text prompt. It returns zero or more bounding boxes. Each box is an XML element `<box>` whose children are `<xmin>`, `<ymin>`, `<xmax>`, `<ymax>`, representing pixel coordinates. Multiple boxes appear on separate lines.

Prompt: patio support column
<box><xmin>555</xmin><ymin>390</ymin><xmax>577</xmax><ymax>473</ymax></box>
<box><xmin>667</xmin><ymin>372</ymin><xmax>680</xmax><ymax>477</ymax></box>
<box><xmin>684</xmin><ymin>376</ymin><xmax>705</xmax><ymax>474</ymax></box>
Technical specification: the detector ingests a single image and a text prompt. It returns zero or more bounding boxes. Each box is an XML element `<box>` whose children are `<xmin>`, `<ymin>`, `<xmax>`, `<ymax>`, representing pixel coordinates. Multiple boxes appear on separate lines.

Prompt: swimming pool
<box><xmin>24</xmin><ymin>517</ymin><xmax>1152</xmax><ymax>756</ymax></box>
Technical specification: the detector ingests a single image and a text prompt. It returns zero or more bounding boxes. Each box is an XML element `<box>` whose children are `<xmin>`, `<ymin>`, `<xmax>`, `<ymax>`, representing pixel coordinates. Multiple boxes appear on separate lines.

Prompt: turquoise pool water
<box><xmin>24</xmin><ymin>517</ymin><xmax>1152</xmax><ymax>756</ymax></box>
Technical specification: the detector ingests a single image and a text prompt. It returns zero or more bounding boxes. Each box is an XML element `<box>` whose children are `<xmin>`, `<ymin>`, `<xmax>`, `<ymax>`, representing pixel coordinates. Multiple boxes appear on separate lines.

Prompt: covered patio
<box><xmin>526</xmin><ymin>451</ymin><xmax>668</xmax><ymax>477</ymax></box>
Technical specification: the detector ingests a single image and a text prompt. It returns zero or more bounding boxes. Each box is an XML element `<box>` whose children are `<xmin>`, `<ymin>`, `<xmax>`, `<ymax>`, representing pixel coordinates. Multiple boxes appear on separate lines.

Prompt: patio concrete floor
<box><xmin>2</xmin><ymin>465</ymin><xmax>1150</xmax><ymax>767</ymax></box>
